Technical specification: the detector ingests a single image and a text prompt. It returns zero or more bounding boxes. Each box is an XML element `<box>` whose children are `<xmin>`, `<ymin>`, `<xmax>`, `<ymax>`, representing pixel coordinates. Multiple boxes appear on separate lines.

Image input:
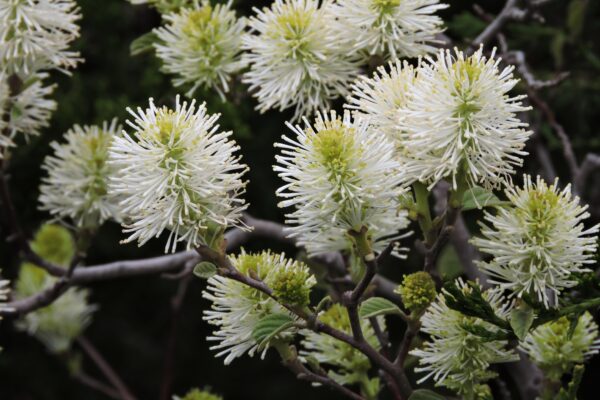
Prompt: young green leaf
<box><xmin>252</xmin><ymin>313</ymin><xmax>295</xmax><ymax>350</ymax></box>
<box><xmin>359</xmin><ymin>297</ymin><xmax>403</xmax><ymax>319</ymax></box>
<box><xmin>130</xmin><ymin>32</ymin><xmax>159</xmax><ymax>56</ymax></box>
<box><xmin>510</xmin><ymin>302</ymin><xmax>535</xmax><ymax>340</ymax></box>
<box><xmin>462</xmin><ymin>186</ymin><xmax>508</xmax><ymax>211</ymax></box>
<box><xmin>193</xmin><ymin>262</ymin><xmax>217</xmax><ymax>279</ymax></box>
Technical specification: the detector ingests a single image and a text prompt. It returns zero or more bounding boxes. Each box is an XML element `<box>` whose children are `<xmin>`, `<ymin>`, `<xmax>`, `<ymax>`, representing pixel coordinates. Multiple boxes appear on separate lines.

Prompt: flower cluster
<box><xmin>331</xmin><ymin>0</ymin><xmax>447</xmax><ymax>60</ymax></box>
<box><xmin>108</xmin><ymin>96</ymin><xmax>248</xmax><ymax>252</ymax></box>
<box><xmin>411</xmin><ymin>279</ymin><xmax>518</xmax><ymax>396</ymax></box>
<box><xmin>154</xmin><ymin>0</ymin><xmax>246</xmax><ymax>99</ymax></box>
<box><xmin>472</xmin><ymin>175</ymin><xmax>599</xmax><ymax>307</ymax></box>
<box><xmin>395</xmin><ymin>47</ymin><xmax>531</xmax><ymax>188</ymax></box>
<box><xmin>39</xmin><ymin>119</ymin><xmax>123</xmax><ymax>228</ymax></box>
<box><xmin>242</xmin><ymin>0</ymin><xmax>360</xmax><ymax>120</ymax></box>
<box><xmin>0</xmin><ymin>72</ymin><xmax>57</xmax><ymax>154</ymax></box>
<box><xmin>0</xmin><ymin>0</ymin><xmax>82</xmax><ymax>74</ymax></box>
<box><xmin>14</xmin><ymin>224</ymin><xmax>96</xmax><ymax>354</ymax></box>
<box><xmin>274</xmin><ymin>110</ymin><xmax>409</xmax><ymax>256</ymax></box>
<box><xmin>301</xmin><ymin>303</ymin><xmax>381</xmax><ymax>390</ymax></box>
<box><xmin>203</xmin><ymin>251</ymin><xmax>315</xmax><ymax>365</ymax></box>
<box><xmin>521</xmin><ymin>312</ymin><xmax>600</xmax><ymax>381</ymax></box>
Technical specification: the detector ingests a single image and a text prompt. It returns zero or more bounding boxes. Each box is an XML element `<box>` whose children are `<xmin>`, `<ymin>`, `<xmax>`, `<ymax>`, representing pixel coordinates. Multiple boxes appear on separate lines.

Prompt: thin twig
<box><xmin>159</xmin><ymin>273</ymin><xmax>193</xmax><ymax>400</ymax></box>
<box><xmin>73</xmin><ymin>371</ymin><xmax>121</xmax><ymax>400</ymax></box>
<box><xmin>77</xmin><ymin>336</ymin><xmax>137</xmax><ymax>400</ymax></box>
<box><xmin>471</xmin><ymin>0</ymin><xmax>522</xmax><ymax>49</ymax></box>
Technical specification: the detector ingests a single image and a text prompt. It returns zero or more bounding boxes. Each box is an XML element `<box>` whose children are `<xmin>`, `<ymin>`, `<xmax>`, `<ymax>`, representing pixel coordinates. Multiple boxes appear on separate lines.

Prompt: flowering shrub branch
<box><xmin>1</xmin><ymin>0</ymin><xmax>600</xmax><ymax>399</ymax></box>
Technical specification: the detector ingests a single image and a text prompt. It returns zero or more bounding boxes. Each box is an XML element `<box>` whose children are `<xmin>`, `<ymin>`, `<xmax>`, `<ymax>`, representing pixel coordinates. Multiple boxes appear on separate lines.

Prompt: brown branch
<box><xmin>196</xmin><ymin>244</ymin><xmax>412</xmax><ymax>398</ymax></box>
<box><xmin>278</xmin><ymin>345</ymin><xmax>367</xmax><ymax>400</ymax></box>
<box><xmin>77</xmin><ymin>336</ymin><xmax>137</xmax><ymax>400</ymax></box>
<box><xmin>471</xmin><ymin>0</ymin><xmax>522</xmax><ymax>49</ymax></box>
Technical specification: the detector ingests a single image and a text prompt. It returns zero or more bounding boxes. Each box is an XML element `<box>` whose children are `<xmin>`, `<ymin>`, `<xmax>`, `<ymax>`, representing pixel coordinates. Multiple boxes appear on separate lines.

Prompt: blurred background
<box><xmin>1</xmin><ymin>0</ymin><xmax>600</xmax><ymax>399</ymax></box>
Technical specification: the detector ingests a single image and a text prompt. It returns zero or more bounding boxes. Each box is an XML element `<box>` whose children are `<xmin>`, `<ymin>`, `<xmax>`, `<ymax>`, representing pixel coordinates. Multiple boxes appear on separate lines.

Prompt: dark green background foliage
<box><xmin>1</xmin><ymin>0</ymin><xmax>599</xmax><ymax>399</ymax></box>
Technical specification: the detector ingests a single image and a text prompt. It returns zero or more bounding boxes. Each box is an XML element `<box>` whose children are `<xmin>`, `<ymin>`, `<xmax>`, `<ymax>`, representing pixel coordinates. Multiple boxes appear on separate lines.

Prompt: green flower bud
<box><xmin>271</xmin><ymin>262</ymin><xmax>314</xmax><ymax>307</ymax></box>
<box><xmin>173</xmin><ymin>388</ymin><xmax>222</xmax><ymax>400</ymax></box>
<box><xmin>31</xmin><ymin>224</ymin><xmax>75</xmax><ymax>267</ymax></box>
<box><xmin>396</xmin><ymin>271</ymin><xmax>436</xmax><ymax>312</ymax></box>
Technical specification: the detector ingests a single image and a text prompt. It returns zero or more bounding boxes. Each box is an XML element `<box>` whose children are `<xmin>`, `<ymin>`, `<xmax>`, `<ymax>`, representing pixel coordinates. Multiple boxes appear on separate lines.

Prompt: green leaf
<box><xmin>359</xmin><ymin>297</ymin><xmax>403</xmax><ymax>319</ymax></box>
<box><xmin>409</xmin><ymin>389</ymin><xmax>446</xmax><ymax>400</ymax></box>
<box><xmin>193</xmin><ymin>262</ymin><xmax>217</xmax><ymax>279</ymax></box>
<box><xmin>462</xmin><ymin>186</ymin><xmax>508</xmax><ymax>211</ymax></box>
<box><xmin>510</xmin><ymin>303</ymin><xmax>535</xmax><ymax>340</ymax></box>
<box><xmin>567</xmin><ymin>0</ymin><xmax>587</xmax><ymax>42</ymax></box>
<box><xmin>130</xmin><ymin>31</ymin><xmax>158</xmax><ymax>56</ymax></box>
<box><xmin>251</xmin><ymin>313</ymin><xmax>295</xmax><ymax>349</ymax></box>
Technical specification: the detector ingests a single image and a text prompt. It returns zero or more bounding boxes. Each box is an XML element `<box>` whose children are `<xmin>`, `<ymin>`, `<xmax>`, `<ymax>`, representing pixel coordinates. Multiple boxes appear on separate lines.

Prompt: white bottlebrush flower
<box><xmin>14</xmin><ymin>225</ymin><xmax>95</xmax><ymax>354</ymax></box>
<box><xmin>203</xmin><ymin>250</ymin><xmax>316</xmax><ymax>365</ymax></box>
<box><xmin>301</xmin><ymin>303</ymin><xmax>382</xmax><ymax>387</ymax></box>
<box><xmin>242</xmin><ymin>0</ymin><xmax>360</xmax><ymax>120</ymax></box>
<box><xmin>411</xmin><ymin>279</ymin><xmax>517</xmax><ymax>396</ymax></box>
<box><xmin>0</xmin><ymin>0</ymin><xmax>82</xmax><ymax>74</ymax></box>
<box><xmin>0</xmin><ymin>71</ymin><xmax>56</xmax><ymax>154</ymax></box>
<box><xmin>397</xmin><ymin>47</ymin><xmax>532</xmax><ymax>189</ymax></box>
<box><xmin>0</xmin><ymin>74</ymin><xmax>11</xmax><ymax>151</ymax></box>
<box><xmin>346</xmin><ymin>59</ymin><xmax>417</xmax><ymax>152</ymax></box>
<box><xmin>472</xmin><ymin>175</ymin><xmax>599</xmax><ymax>308</ymax></box>
<box><xmin>0</xmin><ymin>272</ymin><xmax>11</xmax><ymax>319</ymax></box>
<box><xmin>15</xmin><ymin>264</ymin><xmax>96</xmax><ymax>353</ymax></box>
<box><xmin>153</xmin><ymin>0</ymin><xmax>246</xmax><ymax>99</ymax></box>
<box><xmin>108</xmin><ymin>96</ymin><xmax>248</xmax><ymax>252</ymax></box>
<box><xmin>7</xmin><ymin>73</ymin><xmax>57</xmax><ymax>138</ymax></box>
<box><xmin>521</xmin><ymin>312</ymin><xmax>600</xmax><ymax>381</ymax></box>
<box><xmin>274</xmin><ymin>110</ymin><xmax>410</xmax><ymax>256</ymax></box>
<box><xmin>39</xmin><ymin>119</ymin><xmax>124</xmax><ymax>228</ymax></box>
<box><xmin>331</xmin><ymin>0</ymin><xmax>447</xmax><ymax>60</ymax></box>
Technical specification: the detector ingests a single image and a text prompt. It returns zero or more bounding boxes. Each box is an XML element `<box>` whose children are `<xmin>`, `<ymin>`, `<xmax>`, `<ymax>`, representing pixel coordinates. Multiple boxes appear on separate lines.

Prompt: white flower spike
<box><xmin>397</xmin><ymin>47</ymin><xmax>532</xmax><ymax>189</ymax></box>
<box><xmin>154</xmin><ymin>0</ymin><xmax>246</xmax><ymax>99</ymax></box>
<box><xmin>39</xmin><ymin>119</ymin><xmax>123</xmax><ymax>228</ymax></box>
<box><xmin>472</xmin><ymin>175</ymin><xmax>599</xmax><ymax>307</ymax></box>
<box><xmin>0</xmin><ymin>0</ymin><xmax>82</xmax><ymax>74</ymax></box>
<box><xmin>346</xmin><ymin>59</ymin><xmax>418</xmax><ymax>156</ymax></box>
<box><xmin>411</xmin><ymin>279</ymin><xmax>517</xmax><ymax>396</ymax></box>
<box><xmin>521</xmin><ymin>312</ymin><xmax>600</xmax><ymax>381</ymax></box>
<box><xmin>274</xmin><ymin>110</ymin><xmax>410</xmax><ymax>256</ymax></box>
<box><xmin>203</xmin><ymin>250</ymin><xmax>315</xmax><ymax>365</ymax></box>
<box><xmin>0</xmin><ymin>72</ymin><xmax>56</xmax><ymax>155</ymax></box>
<box><xmin>242</xmin><ymin>0</ymin><xmax>360</xmax><ymax>120</ymax></box>
<box><xmin>109</xmin><ymin>95</ymin><xmax>248</xmax><ymax>252</ymax></box>
<box><xmin>331</xmin><ymin>0</ymin><xmax>447</xmax><ymax>60</ymax></box>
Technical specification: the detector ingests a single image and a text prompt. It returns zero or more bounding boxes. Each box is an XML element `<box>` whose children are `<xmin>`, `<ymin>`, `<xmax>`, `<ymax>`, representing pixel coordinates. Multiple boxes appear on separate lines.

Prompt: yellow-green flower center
<box><xmin>310</xmin><ymin>122</ymin><xmax>358</xmax><ymax>182</ymax></box>
<box><xmin>269</xmin><ymin>7</ymin><xmax>316</xmax><ymax>60</ymax></box>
